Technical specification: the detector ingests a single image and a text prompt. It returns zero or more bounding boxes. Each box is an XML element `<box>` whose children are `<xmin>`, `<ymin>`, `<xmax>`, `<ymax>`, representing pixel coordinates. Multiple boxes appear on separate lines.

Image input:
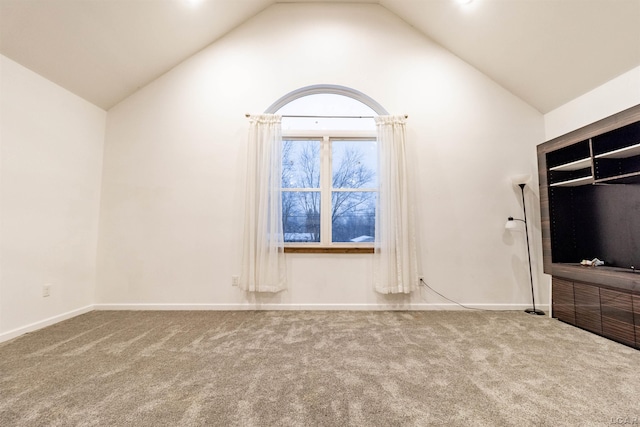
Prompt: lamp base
<box><xmin>524</xmin><ymin>308</ymin><xmax>546</xmax><ymax>315</ymax></box>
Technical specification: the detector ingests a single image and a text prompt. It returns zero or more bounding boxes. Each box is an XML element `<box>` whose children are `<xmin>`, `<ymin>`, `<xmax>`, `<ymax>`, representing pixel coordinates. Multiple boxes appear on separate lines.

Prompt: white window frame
<box><xmin>282</xmin><ymin>129</ymin><xmax>377</xmax><ymax>249</ymax></box>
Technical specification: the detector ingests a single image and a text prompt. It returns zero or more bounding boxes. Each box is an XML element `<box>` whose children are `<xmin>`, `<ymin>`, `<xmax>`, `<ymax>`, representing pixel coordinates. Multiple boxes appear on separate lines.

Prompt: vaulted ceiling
<box><xmin>1</xmin><ymin>0</ymin><xmax>639</xmax><ymax>113</ymax></box>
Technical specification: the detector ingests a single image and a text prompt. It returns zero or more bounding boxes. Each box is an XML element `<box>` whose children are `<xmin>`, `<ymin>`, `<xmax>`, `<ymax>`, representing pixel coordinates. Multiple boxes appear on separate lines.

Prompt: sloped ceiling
<box><xmin>1</xmin><ymin>0</ymin><xmax>639</xmax><ymax>112</ymax></box>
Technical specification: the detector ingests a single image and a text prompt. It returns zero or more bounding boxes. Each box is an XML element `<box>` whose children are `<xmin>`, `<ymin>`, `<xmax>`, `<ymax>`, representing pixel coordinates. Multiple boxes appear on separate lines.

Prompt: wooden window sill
<box><xmin>284</xmin><ymin>247</ymin><xmax>374</xmax><ymax>254</ymax></box>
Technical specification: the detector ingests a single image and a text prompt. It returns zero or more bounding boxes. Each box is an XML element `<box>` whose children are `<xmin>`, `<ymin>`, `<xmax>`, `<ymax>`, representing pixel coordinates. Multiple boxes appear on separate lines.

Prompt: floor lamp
<box><xmin>506</xmin><ymin>177</ymin><xmax>545</xmax><ymax>316</ymax></box>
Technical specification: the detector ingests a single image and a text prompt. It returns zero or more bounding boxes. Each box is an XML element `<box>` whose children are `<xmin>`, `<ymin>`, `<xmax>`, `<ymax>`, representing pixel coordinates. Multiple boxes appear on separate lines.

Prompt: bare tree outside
<box><xmin>331</xmin><ymin>141</ymin><xmax>376</xmax><ymax>242</ymax></box>
<box><xmin>282</xmin><ymin>139</ymin><xmax>376</xmax><ymax>243</ymax></box>
<box><xmin>282</xmin><ymin>140</ymin><xmax>321</xmax><ymax>242</ymax></box>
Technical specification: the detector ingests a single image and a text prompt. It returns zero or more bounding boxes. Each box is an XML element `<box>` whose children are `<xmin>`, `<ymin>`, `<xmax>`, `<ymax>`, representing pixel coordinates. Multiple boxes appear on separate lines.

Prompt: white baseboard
<box><xmin>0</xmin><ymin>305</ymin><xmax>94</xmax><ymax>344</ymax></box>
<box><xmin>93</xmin><ymin>303</ymin><xmax>549</xmax><ymax>312</ymax></box>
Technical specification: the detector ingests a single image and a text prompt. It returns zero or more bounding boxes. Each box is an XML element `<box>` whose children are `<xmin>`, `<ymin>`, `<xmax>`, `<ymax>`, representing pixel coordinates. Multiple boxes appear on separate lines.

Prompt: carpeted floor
<box><xmin>0</xmin><ymin>310</ymin><xmax>638</xmax><ymax>426</ymax></box>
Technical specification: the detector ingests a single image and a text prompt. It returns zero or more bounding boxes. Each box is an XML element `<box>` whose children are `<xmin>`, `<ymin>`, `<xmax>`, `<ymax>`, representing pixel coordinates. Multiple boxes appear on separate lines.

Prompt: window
<box><xmin>276</xmin><ymin>93</ymin><xmax>378</xmax><ymax>247</ymax></box>
<box><xmin>244</xmin><ymin>85</ymin><xmax>416</xmax><ymax>291</ymax></box>
<box><xmin>282</xmin><ymin>137</ymin><xmax>377</xmax><ymax>245</ymax></box>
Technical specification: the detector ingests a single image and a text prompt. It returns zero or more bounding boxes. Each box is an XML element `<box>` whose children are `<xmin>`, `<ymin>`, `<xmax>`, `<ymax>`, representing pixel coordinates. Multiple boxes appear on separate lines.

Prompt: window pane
<box><xmin>331</xmin><ymin>192</ymin><xmax>376</xmax><ymax>242</ymax></box>
<box><xmin>332</xmin><ymin>140</ymin><xmax>377</xmax><ymax>188</ymax></box>
<box><xmin>283</xmin><ymin>191</ymin><xmax>321</xmax><ymax>242</ymax></box>
<box><xmin>282</xmin><ymin>140</ymin><xmax>320</xmax><ymax>189</ymax></box>
<box><xmin>279</xmin><ymin>94</ymin><xmax>376</xmax><ymax>132</ymax></box>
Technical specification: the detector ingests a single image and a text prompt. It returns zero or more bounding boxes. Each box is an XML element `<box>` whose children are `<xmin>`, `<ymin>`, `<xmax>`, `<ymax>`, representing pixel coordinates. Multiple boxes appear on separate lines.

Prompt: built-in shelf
<box><xmin>549</xmin><ymin>157</ymin><xmax>592</xmax><ymax>171</ymax></box>
<box><xmin>553</xmin><ymin>262</ymin><xmax>640</xmax><ymax>275</ymax></box>
<box><xmin>538</xmin><ymin>104</ymin><xmax>640</xmax><ymax>348</ymax></box>
<box><xmin>594</xmin><ymin>171</ymin><xmax>640</xmax><ymax>185</ymax></box>
<box><xmin>549</xmin><ymin>175</ymin><xmax>593</xmax><ymax>187</ymax></box>
<box><xmin>594</xmin><ymin>142</ymin><xmax>640</xmax><ymax>159</ymax></box>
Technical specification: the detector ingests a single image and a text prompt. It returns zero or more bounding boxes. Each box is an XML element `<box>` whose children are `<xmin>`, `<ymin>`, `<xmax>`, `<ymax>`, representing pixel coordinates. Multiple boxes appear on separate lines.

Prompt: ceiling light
<box><xmin>455</xmin><ymin>0</ymin><xmax>474</xmax><ymax>5</ymax></box>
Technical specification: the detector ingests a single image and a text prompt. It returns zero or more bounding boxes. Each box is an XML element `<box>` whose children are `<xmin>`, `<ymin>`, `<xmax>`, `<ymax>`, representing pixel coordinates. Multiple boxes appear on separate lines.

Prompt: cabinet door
<box><xmin>552</xmin><ymin>278</ymin><xmax>575</xmax><ymax>325</ymax></box>
<box><xmin>600</xmin><ymin>288</ymin><xmax>635</xmax><ymax>347</ymax></box>
<box><xmin>574</xmin><ymin>282</ymin><xmax>602</xmax><ymax>334</ymax></box>
<box><xmin>633</xmin><ymin>294</ymin><xmax>640</xmax><ymax>349</ymax></box>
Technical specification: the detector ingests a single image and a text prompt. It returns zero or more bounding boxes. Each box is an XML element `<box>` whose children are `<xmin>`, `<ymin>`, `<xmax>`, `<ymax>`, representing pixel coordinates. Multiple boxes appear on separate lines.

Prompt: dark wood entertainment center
<box><xmin>537</xmin><ymin>104</ymin><xmax>640</xmax><ymax>349</ymax></box>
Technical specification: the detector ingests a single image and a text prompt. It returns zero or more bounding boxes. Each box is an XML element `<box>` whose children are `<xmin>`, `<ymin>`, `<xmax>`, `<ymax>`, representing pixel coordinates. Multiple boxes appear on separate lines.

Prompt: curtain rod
<box><xmin>244</xmin><ymin>114</ymin><xmax>408</xmax><ymax>119</ymax></box>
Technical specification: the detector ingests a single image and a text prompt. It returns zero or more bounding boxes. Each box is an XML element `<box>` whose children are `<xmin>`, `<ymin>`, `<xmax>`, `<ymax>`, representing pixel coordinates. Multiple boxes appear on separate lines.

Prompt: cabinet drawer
<box><xmin>574</xmin><ymin>282</ymin><xmax>602</xmax><ymax>334</ymax></box>
<box><xmin>552</xmin><ymin>278</ymin><xmax>575</xmax><ymax>325</ymax></box>
<box><xmin>601</xmin><ymin>288</ymin><xmax>635</xmax><ymax>347</ymax></box>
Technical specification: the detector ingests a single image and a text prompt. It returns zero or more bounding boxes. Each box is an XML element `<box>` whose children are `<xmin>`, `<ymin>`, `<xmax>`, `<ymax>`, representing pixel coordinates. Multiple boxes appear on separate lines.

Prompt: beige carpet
<box><xmin>1</xmin><ymin>310</ymin><xmax>638</xmax><ymax>426</ymax></box>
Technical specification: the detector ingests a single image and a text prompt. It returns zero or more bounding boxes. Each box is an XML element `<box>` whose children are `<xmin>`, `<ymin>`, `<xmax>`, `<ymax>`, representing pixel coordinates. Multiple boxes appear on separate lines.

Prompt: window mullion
<box><xmin>321</xmin><ymin>136</ymin><xmax>331</xmax><ymax>245</ymax></box>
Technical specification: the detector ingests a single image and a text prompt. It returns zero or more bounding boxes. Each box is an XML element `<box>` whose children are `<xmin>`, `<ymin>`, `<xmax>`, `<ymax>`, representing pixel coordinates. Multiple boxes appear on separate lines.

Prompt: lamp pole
<box><xmin>519</xmin><ymin>183</ymin><xmax>545</xmax><ymax>315</ymax></box>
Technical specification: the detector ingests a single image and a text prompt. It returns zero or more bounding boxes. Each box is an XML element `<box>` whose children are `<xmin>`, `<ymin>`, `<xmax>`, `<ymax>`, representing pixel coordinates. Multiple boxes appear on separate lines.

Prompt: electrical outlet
<box><xmin>43</xmin><ymin>284</ymin><xmax>51</xmax><ymax>297</ymax></box>
<box><xmin>231</xmin><ymin>275</ymin><xmax>239</xmax><ymax>287</ymax></box>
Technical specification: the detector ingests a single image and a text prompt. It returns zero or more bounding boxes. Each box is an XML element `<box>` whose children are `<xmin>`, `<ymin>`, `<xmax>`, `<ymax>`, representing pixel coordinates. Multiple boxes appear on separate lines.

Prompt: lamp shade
<box><xmin>505</xmin><ymin>217</ymin><xmax>522</xmax><ymax>231</ymax></box>
<box><xmin>511</xmin><ymin>174</ymin><xmax>531</xmax><ymax>186</ymax></box>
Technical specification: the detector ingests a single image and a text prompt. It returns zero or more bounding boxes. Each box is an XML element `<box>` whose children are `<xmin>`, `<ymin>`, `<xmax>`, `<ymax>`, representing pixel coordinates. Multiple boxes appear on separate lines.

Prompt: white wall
<box><xmin>97</xmin><ymin>3</ymin><xmax>546</xmax><ymax>309</ymax></box>
<box><xmin>0</xmin><ymin>55</ymin><xmax>106</xmax><ymax>339</ymax></box>
<box><xmin>545</xmin><ymin>66</ymin><xmax>640</xmax><ymax>140</ymax></box>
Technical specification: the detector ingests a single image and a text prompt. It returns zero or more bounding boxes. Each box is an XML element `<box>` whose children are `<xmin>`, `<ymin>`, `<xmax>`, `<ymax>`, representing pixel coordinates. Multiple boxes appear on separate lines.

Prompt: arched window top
<box><xmin>267</xmin><ymin>85</ymin><xmax>388</xmax><ymax>132</ymax></box>
<box><xmin>266</xmin><ymin>84</ymin><xmax>388</xmax><ymax>115</ymax></box>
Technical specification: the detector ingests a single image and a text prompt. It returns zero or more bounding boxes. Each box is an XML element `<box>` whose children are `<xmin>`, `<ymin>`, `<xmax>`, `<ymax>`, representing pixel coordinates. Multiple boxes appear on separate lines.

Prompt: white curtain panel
<box><xmin>374</xmin><ymin>115</ymin><xmax>420</xmax><ymax>294</ymax></box>
<box><xmin>240</xmin><ymin>114</ymin><xmax>287</xmax><ymax>293</ymax></box>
